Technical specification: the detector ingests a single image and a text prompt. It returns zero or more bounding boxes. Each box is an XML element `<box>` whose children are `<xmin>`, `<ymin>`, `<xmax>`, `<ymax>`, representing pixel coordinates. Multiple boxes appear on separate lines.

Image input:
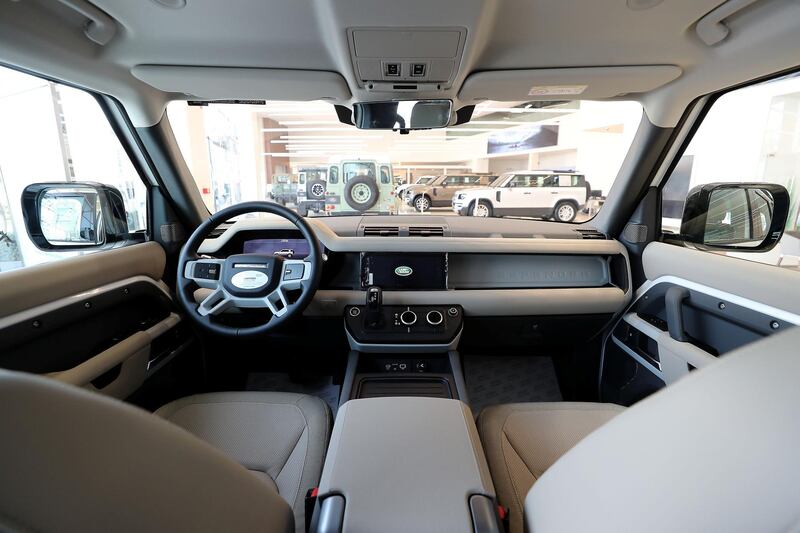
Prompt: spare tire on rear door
<box><xmin>308</xmin><ymin>179</ymin><xmax>326</xmax><ymax>200</ymax></box>
<box><xmin>344</xmin><ymin>176</ymin><xmax>379</xmax><ymax>211</ymax></box>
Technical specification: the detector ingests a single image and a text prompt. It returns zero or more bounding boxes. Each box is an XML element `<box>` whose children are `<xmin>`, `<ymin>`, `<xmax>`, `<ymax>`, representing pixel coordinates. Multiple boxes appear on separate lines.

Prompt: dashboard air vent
<box><xmin>574</xmin><ymin>228</ymin><xmax>608</xmax><ymax>240</ymax></box>
<box><xmin>409</xmin><ymin>226</ymin><xmax>444</xmax><ymax>237</ymax></box>
<box><xmin>363</xmin><ymin>226</ymin><xmax>400</xmax><ymax>237</ymax></box>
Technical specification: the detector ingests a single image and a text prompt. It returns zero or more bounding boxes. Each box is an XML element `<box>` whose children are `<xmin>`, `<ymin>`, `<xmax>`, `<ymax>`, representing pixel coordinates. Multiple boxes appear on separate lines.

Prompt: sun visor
<box><xmin>130</xmin><ymin>65</ymin><xmax>352</xmax><ymax>101</ymax></box>
<box><xmin>458</xmin><ymin>65</ymin><xmax>681</xmax><ymax>101</ymax></box>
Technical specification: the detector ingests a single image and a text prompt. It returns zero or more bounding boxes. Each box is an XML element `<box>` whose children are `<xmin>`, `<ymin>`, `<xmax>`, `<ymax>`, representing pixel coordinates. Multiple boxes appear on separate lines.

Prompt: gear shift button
<box><xmin>365</xmin><ymin>286</ymin><xmax>383</xmax><ymax>328</ymax></box>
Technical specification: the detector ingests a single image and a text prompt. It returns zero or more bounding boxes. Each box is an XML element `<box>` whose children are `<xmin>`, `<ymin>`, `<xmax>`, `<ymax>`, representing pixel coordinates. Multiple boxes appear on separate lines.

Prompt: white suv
<box><xmin>452</xmin><ymin>171</ymin><xmax>590</xmax><ymax>222</ymax></box>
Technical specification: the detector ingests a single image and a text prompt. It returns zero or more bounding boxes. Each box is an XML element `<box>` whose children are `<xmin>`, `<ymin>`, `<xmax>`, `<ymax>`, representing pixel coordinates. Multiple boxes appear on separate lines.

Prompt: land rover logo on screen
<box><xmin>231</xmin><ymin>270</ymin><xmax>269</xmax><ymax>289</ymax></box>
<box><xmin>395</xmin><ymin>266</ymin><xmax>413</xmax><ymax>277</ymax></box>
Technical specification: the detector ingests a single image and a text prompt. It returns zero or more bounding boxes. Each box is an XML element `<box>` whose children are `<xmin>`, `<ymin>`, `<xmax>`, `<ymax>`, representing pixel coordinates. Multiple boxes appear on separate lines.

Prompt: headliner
<box><xmin>1</xmin><ymin>0</ymin><xmax>799</xmax><ymax>126</ymax></box>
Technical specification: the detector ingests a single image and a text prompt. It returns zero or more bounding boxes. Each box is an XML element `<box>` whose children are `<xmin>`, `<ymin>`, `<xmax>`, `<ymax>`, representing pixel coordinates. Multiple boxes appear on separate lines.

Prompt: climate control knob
<box><xmin>400</xmin><ymin>310</ymin><xmax>418</xmax><ymax>326</ymax></box>
<box><xmin>426</xmin><ymin>310</ymin><xmax>444</xmax><ymax>326</ymax></box>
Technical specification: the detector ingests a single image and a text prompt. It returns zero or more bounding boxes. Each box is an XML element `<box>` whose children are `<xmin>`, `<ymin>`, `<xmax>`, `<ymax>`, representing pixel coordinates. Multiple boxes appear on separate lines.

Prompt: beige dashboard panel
<box><xmin>199</xmin><ymin>217</ymin><xmax>629</xmax><ymax>255</ymax></box>
<box><xmin>308</xmin><ymin>287</ymin><xmax>627</xmax><ymax>317</ymax></box>
<box><xmin>197</xmin><ymin>218</ymin><xmax>632</xmax><ymax>317</ymax></box>
<box><xmin>195</xmin><ymin>286</ymin><xmax>627</xmax><ymax>317</ymax></box>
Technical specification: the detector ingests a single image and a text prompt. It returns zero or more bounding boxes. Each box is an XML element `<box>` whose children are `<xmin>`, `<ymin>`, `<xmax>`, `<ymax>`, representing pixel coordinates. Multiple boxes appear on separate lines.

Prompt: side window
<box><xmin>328</xmin><ymin>166</ymin><xmax>338</xmax><ymax>184</ymax></box>
<box><xmin>660</xmin><ymin>73</ymin><xmax>800</xmax><ymax>268</ymax></box>
<box><xmin>380</xmin><ymin>165</ymin><xmax>391</xmax><ymax>184</ymax></box>
<box><xmin>0</xmin><ymin>66</ymin><xmax>147</xmax><ymax>273</ymax></box>
<box><xmin>508</xmin><ymin>175</ymin><xmax>534</xmax><ymax>187</ymax></box>
<box><xmin>444</xmin><ymin>175</ymin><xmax>461</xmax><ymax>185</ymax></box>
<box><xmin>541</xmin><ymin>175</ymin><xmax>559</xmax><ymax>187</ymax></box>
<box><xmin>559</xmin><ymin>174</ymin><xmax>585</xmax><ymax>187</ymax></box>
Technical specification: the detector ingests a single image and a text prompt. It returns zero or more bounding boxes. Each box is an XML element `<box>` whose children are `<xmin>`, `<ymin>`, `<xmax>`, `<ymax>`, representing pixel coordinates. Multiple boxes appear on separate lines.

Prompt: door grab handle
<box><xmin>665</xmin><ymin>286</ymin><xmax>690</xmax><ymax>342</ymax></box>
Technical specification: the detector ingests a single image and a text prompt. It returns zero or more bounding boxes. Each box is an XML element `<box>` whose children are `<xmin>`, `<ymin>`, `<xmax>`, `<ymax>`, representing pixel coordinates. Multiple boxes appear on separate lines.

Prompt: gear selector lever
<box><xmin>365</xmin><ymin>286</ymin><xmax>383</xmax><ymax>328</ymax></box>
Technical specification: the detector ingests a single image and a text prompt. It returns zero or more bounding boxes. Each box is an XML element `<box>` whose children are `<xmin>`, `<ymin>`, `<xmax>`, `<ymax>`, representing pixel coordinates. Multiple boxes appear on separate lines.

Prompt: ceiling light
<box><xmin>271</xmin><ymin>139</ymin><xmax>367</xmax><ymax>144</ymax></box>
<box><xmin>626</xmin><ymin>0</ymin><xmax>663</xmax><ymax>10</ymax></box>
<box><xmin>151</xmin><ymin>0</ymin><xmax>187</xmax><ymax>8</ymax></box>
<box><xmin>278</xmin><ymin>120</ymin><xmax>341</xmax><ymax>126</ymax></box>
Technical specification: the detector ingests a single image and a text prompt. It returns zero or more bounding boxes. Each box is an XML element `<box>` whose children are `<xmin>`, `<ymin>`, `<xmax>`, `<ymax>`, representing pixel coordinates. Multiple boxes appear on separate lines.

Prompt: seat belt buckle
<box><xmin>498</xmin><ymin>504</ymin><xmax>509</xmax><ymax>532</ymax></box>
<box><xmin>305</xmin><ymin>487</ymin><xmax>319</xmax><ymax>533</ymax></box>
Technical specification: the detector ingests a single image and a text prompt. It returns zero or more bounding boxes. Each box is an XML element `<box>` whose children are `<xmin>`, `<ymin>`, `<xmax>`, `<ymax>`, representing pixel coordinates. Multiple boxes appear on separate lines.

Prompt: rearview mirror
<box><xmin>353</xmin><ymin>100</ymin><xmax>452</xmax><ymax>131</ymax></box>
<box><xmin>679</xmin><ymin>183</ymin><xmax>789</xmax><ymax>251</ymax></box>
<box><xmin>21</xmin><ymin>182</ymin><xmax>131</xmax><ymax>250</ymax></box>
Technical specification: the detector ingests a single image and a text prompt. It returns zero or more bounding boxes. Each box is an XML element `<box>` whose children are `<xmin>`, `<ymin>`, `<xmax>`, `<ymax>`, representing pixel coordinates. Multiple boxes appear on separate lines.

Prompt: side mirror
<box><xmin>21</xmin><ymin>182</ymin><xmax>130</xmax><ymax>250</ymax></box>
<box><xmin>680</xmin><ymin>183</ymin><xmax>789</xmax><ymax>252</ymax></box>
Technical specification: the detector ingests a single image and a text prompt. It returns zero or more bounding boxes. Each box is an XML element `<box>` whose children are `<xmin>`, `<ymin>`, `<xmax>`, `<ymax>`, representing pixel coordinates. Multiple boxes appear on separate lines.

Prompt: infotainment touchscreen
<box><xmin>360</xmin><ymin>253</ymin><xmax>447</xmax><ymax>290</ymax></box>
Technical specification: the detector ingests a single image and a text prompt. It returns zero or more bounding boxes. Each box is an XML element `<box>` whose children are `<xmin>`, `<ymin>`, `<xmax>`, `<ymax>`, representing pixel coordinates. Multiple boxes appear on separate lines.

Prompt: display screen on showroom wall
<box><xmin>487</xmin><ymin>124</ymin><xmax>559</xmax><ymax>155</ymax></box>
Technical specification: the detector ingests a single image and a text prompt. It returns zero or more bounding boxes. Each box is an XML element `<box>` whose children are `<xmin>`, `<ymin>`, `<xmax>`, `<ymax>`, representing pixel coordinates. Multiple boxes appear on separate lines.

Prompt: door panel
<box><xmin>0</xmin><ymin>242</ymin><xmax>166</xmax><ymax>318</ymax></box>
<box><xmin>600</xmin><ymin>242</ymin><xmax>798</xmax><ymax>405</ymax></box>
<box><xmin>0</xmin><ymin>243</ymin><xmax>190</xmax><ymax>399</ymax></box>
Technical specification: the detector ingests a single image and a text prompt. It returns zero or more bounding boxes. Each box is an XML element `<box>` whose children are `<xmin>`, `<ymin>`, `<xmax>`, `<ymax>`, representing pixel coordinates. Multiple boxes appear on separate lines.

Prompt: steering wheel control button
<box><xmin>426</xmin><ymin>310</ymin><xmax>444</xmax><ymax>326</ymax></box>
<box><xmin>447</xmin><ymin>307</ymin><xmax>459</xmax><ymax>317</ymax></box>
<box><xmin>349</xmin><ymin>307</ymin><xmax>361</xmax><ymax>317</ymax></box>
<box><xmin>231</xmin><ymin>270</ymin><xmax>269</xmax><ymax>290</ymax></box>
<box><xmin>400</xmin><ymin>310</ymin><xmax>417</xmax><ymax>326</ymax></box>
<box><xmin>415</xmin><ymin>361</ymin><xmax>428</xmax><ymax>372</ymax></box>
<box><xmin>194</xmin><ymin>263</ymin><xmax>219</xmax><ymax>280</ymax></box>
<box><xmin>283</xmin><ymin>263</ymin><xmax>305</xmax><ymax>281</ymax></box>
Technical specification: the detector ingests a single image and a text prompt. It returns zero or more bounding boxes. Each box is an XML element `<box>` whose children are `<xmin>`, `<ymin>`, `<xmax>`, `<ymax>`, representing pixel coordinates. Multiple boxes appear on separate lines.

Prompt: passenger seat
<box><xmin>478</xmin><ymin>402</ymin><xmax>624</xmax><ymax>533</ymax></box>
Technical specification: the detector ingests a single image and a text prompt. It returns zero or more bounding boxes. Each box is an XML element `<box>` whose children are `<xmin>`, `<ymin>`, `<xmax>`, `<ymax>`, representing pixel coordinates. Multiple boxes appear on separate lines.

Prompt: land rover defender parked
<box><xmin>453</xmin><ymin>171</ymin><xmax>590</xmax><ymax>221</ymax></box>
<box><xmin>404</xmin><ymin>173</ymin><xmax>497</xmax><ymax>212</ymax></box>
<box><xmin>325</xmin><ymin>159</ymin><xmax>395</xmax><ymax>214</ymax></box>
<box><xmin>268</xmin><ymin>174</ymin><xmax>298</xmax><ymax>206</ymax></box>
<box><xmin>296</xmin><ymin>167</ymin><xmax>328</xmax><ymax>216</ymax></box>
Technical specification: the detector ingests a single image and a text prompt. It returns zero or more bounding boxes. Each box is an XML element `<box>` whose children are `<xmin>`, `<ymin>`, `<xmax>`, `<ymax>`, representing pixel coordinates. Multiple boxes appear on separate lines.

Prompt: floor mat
<box><xmin>463</xmin><ymin>355</ymin><xmax>562</xmax><ymax>415</ymax></box>
<box><xmin>246</xmin><ymin>373</ymin><xmax>341</xmax><ymax>417</ymax></box>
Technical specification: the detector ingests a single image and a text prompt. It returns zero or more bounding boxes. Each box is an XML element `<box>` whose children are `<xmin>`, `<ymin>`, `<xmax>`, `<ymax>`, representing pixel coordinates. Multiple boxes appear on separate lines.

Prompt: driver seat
<box><xmin>0</xmin><ymin>372</ymin><xmax>329</xmax><ymax>533</ymax></box>
<box><xmin>156</xmin><ymin>391</ymin><xmax>331</xmax><ymax>532</ymax></box>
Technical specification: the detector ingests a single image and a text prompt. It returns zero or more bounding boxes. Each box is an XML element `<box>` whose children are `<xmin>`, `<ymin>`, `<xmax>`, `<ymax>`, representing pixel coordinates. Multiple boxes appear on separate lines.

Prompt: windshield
<box><xmin>168</xmin><ymin>99</ymin><xmax>642</xmax><ymax>222</ymax></box>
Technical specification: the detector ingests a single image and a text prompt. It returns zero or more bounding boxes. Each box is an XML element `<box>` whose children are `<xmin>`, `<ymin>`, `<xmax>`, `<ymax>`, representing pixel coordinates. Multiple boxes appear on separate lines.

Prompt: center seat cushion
<box><xmin>478</xmin><ymin>402</ymin><xmax>624</xmax><ymax>533</ymax></box>
<box><xmin>156</xmin><ymin>391</ymin><xmax>331</xmax><ymax>532</ymax></box>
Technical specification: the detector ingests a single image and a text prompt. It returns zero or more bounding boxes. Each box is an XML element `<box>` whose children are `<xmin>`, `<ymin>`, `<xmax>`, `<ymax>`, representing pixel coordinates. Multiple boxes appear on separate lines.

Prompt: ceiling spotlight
<box><xmin>151</xmin><ymin>0</ymin><xmax>187</xmax><ymax>9</ymax></box>
<box><xmin>627</xmin><ymin>0</ymin><xmax>663</xmax><ymax>10</ymax></box>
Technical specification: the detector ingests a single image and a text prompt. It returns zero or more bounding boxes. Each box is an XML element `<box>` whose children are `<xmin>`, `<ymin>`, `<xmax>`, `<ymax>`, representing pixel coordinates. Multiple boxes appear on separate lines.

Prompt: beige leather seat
<box><xmin>0</xmin><ymin>370</ymin><xmax>328</xmax><ymax>533</ymax></box>
<box><xmin>156</xmin><ymin>391</ymin><xmax>330</xmax><ymax>532</ymax></box>
<box><xmin>478</xmin><ymin>402</ymin><xmax>624</xmax><ymax>533</ymax></box>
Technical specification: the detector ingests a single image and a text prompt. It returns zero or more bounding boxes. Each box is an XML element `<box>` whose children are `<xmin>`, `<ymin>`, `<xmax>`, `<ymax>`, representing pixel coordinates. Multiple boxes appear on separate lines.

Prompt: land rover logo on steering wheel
<box><xmin>394</xmin><ymin>266</ymin><xmax>413</xmax><ymax>277</ymax></box>
<box><xmin>231</xmin><ymin>270</ymin><xmax>269</xmax><ymax>289</ymax></box>
<box><xmin>310</xmin><ymin>183</ymin><xmax>326</xmax><ymax>196</ymax></box>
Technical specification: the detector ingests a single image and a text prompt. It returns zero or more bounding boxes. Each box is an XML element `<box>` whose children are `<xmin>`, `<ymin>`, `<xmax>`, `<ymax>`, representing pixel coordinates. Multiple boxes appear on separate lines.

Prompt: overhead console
<box><xmin>347</xmin><ymin>27</ymin><xmax>468</xmax><ymax>92</ymax></box>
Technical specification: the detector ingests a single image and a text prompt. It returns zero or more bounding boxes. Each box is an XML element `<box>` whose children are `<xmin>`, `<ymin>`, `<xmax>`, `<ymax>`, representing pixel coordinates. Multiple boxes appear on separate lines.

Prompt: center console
<box><xmin>341</xmin><ymin>252</ymin><xmax>468</xmax><ymax>403</ymax></box>
<box><xmin>310</xmin><ymin>397</ymin><xmax>502</xmax><ymax>533</ymax></box>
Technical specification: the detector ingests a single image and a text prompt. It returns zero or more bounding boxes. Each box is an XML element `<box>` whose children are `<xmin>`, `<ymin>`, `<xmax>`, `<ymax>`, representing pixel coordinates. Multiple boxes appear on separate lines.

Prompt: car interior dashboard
<box><xmin>197</xmin><ymin>215</ymin><xmax>631</xmax><ymax>320</ymax></box>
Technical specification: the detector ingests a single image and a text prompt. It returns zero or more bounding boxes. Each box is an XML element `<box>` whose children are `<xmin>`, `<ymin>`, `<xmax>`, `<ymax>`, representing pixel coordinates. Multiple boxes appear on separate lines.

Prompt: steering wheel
<box><xmin>176</xmin><ymin>201</ymin><xmax>323</xmax><ymax>337</ymax></box>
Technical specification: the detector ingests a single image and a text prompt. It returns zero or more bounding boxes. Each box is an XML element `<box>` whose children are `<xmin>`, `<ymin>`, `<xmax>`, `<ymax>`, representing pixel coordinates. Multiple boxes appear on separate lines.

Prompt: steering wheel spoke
<box><xmin>184</xmin><ymin>259</ymin><xmax>225</xmax><ymax>290</ymax></box>
<box><xmin>197</xmin><ymin>286</ymin><xmax>233</xmax><ymax>316</ymax></box>
<box><xmin>264</xmin><ymin>258</ymin><xmax>313</xmax><ymax>317</ymax></box>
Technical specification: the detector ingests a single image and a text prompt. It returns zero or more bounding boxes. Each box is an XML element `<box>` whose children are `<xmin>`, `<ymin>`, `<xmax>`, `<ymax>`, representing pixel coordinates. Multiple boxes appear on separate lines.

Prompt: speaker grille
<box><xmin>623</xmin><ymin>223</ymin><xmax>648</xmax><ymax>243</ymax></box>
